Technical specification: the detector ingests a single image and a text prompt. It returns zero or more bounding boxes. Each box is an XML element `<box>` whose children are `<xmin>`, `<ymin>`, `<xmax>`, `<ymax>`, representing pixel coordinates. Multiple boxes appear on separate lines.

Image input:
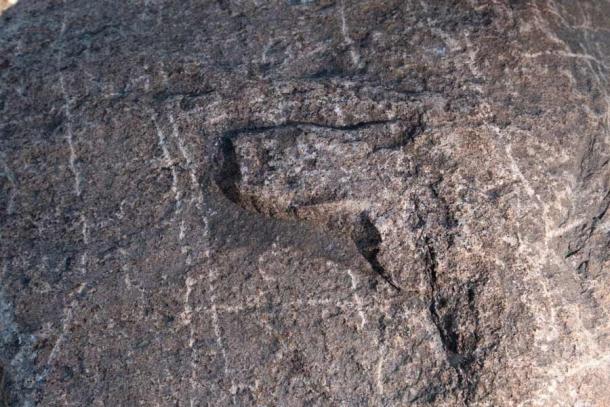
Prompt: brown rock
<box><xmin>1</xmin><ymin>1</ymin><xmax>609</xmax><ymax>405</ymax></box>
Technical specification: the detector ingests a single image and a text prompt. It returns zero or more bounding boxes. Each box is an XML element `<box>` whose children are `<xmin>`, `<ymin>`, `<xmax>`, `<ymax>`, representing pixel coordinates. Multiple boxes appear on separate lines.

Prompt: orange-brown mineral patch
<box><xmin>0</xmin><ymin>0</ymin><xmax>17</xmax><ymax>14</ymax></box>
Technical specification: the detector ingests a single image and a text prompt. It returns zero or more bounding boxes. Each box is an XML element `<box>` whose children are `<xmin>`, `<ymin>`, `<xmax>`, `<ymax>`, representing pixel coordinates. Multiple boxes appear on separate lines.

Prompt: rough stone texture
<box><xmin>1</xmin><ymin>1</ymin><xmax>610</xmax><ymax>406</ymax></box>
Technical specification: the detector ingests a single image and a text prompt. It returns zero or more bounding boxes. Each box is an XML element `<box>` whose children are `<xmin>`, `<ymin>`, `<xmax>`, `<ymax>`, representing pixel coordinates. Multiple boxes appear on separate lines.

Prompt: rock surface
<box><xmin>1</xmin><ymin>0</ymin><xmax>610</xmax><ymax>405</ymax></box>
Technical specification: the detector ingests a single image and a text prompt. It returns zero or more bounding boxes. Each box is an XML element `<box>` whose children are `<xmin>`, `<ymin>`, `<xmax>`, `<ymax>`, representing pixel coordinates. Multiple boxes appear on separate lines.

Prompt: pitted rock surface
<box><xmin>1</xmin><ymin>1</ymin><xmax>610</xmax><ymax>406</ymax></box>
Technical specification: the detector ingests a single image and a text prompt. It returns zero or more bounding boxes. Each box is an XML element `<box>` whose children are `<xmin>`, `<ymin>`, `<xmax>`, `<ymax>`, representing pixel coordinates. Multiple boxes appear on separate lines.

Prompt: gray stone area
<box><xmin>1</xmin><ymin>0</ymin><xmax>609</xmax><ymax>405</ymax></box>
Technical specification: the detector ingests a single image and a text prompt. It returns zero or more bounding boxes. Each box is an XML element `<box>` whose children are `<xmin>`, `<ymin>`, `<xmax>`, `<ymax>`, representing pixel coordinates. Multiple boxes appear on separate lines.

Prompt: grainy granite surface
<box><xmin>1</xmin><ymin>1</ymin><xmax>610</xmax><ymax>405</ymax></box>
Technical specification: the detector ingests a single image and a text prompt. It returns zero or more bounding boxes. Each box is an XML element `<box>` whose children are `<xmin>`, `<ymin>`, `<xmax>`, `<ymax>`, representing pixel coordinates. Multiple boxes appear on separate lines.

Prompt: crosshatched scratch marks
<box><xmin>2</xmin><ymin>0</ymin><xmax>610</xmax><ymax>405</ymax></box>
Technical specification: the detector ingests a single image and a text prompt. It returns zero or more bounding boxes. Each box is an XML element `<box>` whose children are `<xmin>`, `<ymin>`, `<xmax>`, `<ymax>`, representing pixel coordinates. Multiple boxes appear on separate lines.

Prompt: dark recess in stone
<box><xmin>212</xmin><ymin>134</ymin><xmax>401</xmax><ymax>290</ymax></box>
<box><xmin>212</xmin><ymin>135</ymin><xmax>242</xmax><ymax>204</ymax></box>
<box><xmin>352</xmin><ymin>212</ymin><xmax>400</xmax><ymax>290</ymax></box>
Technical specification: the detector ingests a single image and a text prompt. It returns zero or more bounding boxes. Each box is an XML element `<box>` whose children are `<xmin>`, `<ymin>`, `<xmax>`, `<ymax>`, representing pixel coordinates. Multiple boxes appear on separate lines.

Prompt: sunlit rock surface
<box><xmin>1</xmin><ymin>1</ymin><xmax>609</xmax><ymax>405</ymax></box>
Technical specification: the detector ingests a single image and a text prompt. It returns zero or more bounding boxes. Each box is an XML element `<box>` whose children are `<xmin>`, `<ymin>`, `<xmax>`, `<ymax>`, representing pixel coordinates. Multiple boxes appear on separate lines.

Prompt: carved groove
<box><xmin>210</xmin><ymin>119</ymin><xmax>424</xmax><ymax>290</ymax></box>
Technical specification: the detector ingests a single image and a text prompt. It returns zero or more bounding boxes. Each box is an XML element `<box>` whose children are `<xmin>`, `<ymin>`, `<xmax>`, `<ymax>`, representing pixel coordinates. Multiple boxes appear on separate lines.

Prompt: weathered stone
<box><xmin>1</xmin><ymin>1</ymin><xmax>609</xmax><ymax>405</ymax></box>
